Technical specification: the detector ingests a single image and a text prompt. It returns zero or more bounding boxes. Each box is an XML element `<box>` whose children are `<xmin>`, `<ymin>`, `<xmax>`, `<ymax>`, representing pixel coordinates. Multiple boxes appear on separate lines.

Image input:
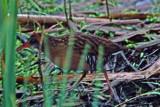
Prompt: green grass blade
<box><xmin>93</xmin><ymin>45</ymin><xmax>104</xmax><ymax>107</ymax></box>
<box><xmin>2</xmin><ymin>0</ymin><xmax>18</xmax><ymax>107</ymax></box>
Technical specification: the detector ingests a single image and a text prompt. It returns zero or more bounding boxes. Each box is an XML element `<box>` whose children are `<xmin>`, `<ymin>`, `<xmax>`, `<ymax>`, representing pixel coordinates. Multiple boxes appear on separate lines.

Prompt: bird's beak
<box><xmin>16</xmin><ymin>31</ymin><xmax>41</xmax><ymax>51</ymax></box>
<box><xmin>16</xmin><ymin>42</ymin><xmax>29</xmax><ymax>51</ymax></box>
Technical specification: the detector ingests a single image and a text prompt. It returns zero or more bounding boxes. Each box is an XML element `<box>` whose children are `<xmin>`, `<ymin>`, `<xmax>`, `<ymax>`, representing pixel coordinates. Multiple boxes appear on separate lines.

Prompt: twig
<box><xmin>69</xmin><ymin>0</ymin><xmax>72</xmax><ymax>20</ymax></box>
<box><xmin>105</xmin><ymin>0</ymin><xmax>112</xmax><ymax>22</ymax></box>
<box><xmin>64</xmin><ymin>0</ymin><xmax>69</xmax><ymax>26</ymax></box>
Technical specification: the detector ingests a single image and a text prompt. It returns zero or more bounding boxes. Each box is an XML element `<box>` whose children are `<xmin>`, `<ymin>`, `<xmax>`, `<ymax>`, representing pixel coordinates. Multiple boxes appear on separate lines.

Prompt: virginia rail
<box><xmin>17</xmin><ymin>32</ymin><xmax>128</xmax><ymax>101</ymax></box>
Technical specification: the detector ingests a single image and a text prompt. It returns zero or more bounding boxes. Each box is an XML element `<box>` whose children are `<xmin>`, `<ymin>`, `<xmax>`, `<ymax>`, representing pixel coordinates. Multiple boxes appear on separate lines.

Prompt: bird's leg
<box><xmin>112</xmin><ymin>51</ymin><xmax>137</xmax><ymax>71</ymax></box>
<box><xmin>102</xmin><ymin>69</ymin><xmax>119</xmax><ymax>103</ymax></box>
<box><xmin>68</xmin><ymin>71</ymin><xmax>87</xmax><ymax>91</ymax></box>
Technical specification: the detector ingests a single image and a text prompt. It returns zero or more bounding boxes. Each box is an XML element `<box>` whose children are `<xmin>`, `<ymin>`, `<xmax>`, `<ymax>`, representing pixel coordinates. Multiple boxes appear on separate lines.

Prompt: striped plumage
<box><xmin>39</xmin><ymin>32</ymin><xmax>123</xmax><ymax>72</ymax></box>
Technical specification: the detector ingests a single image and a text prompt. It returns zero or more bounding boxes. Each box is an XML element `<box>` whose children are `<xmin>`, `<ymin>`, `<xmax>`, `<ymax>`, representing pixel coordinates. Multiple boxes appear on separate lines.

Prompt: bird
<box><xmin>17</xmin><ymin>31</ymin><xmax>129</xmax><ymax>102</ymax></box>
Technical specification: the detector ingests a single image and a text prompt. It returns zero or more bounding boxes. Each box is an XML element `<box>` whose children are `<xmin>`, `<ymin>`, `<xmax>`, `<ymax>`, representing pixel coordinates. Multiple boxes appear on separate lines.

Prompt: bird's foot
<box><xmin>106</xmin><ymin>92</ymin><xmax>113</xmax><ymax>104</ymax></box>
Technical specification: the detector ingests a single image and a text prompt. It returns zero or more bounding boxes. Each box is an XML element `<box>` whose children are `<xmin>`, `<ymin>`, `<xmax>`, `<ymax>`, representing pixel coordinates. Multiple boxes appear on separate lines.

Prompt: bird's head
<box><xmin>16</xmin><ymin>32</ymin><xmax>41</xmax><ymax>51</ymax></box>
